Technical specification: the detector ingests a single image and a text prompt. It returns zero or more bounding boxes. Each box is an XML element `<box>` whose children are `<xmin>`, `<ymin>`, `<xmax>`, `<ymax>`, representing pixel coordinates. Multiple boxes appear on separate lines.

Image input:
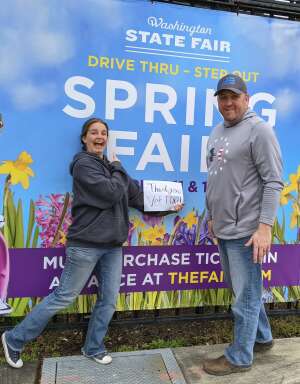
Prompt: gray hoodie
<box><xmin>66</xmin><ymin>151</ymin><xmax>144</xmax><ymax>247</ymax></box>
<box><xmin>66</xmin><ymin>151</ymin><xmax>170</xmax><ymax>248</ymax></box>
<box><xmin>206</xmin><ymin>109</ymin><xmax>283</xmax><ymax>240</ymax></box>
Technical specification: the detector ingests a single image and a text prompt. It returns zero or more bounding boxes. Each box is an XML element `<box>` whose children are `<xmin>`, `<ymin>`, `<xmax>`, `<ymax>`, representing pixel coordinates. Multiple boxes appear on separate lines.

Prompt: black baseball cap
<box><xmin>214</xmin><ymin>74</ymin><xmax>247</xmax><ymax>96</ymax></box>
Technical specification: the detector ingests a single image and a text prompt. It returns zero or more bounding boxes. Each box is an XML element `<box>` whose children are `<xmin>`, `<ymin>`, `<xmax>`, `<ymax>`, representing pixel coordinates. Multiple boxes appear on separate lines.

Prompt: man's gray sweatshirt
<box><xmin>206</xmin><ymin>109</ymin><xmax>283</xmax><ymax>240</ymax></box>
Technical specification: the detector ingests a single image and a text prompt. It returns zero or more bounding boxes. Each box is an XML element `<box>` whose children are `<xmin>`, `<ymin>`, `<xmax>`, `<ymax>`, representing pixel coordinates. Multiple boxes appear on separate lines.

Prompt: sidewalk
<box><xmin>1</xmin><ymin>337</ymin><xmax>299</xmax><ymax>383</ymax></box>
<box><xmin>175</xmin><ymin>337</ymin><xmax>300</xmax><ymax>383</ymax></box>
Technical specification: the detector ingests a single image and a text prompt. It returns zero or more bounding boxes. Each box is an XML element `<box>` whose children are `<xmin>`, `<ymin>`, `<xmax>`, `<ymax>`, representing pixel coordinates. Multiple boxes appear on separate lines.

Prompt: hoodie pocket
<box><xmin>76</xmin><ymin>211</ymin><xmax>127</xmax><ymax>244</ymax></box>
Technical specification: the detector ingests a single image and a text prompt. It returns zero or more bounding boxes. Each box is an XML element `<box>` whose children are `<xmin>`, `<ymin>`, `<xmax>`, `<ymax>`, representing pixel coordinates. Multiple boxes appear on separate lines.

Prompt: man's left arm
<box><xmin>245</xmin><ymin>122</ymin><xmax>284</xmax><ymax>263</ymax></box>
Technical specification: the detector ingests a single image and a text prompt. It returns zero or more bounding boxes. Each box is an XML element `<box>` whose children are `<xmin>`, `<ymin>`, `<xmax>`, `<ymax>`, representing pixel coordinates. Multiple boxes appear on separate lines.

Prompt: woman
<box><xmin>2</xmin><ymin>117</ymin><xmax>182</xmax><ymax>368</ymax></box>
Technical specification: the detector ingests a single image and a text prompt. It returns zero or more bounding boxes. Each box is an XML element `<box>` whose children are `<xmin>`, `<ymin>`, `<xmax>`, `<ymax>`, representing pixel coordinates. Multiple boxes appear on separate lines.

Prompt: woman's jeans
<box><xmin>218</xmin><ymin>237</ymin><xmax>273</xmax><ymax>367</ymax></box>
<box><xmin>5</xmin><ymin>246</ymin><xmax>123</xmax><ymax>356</ymax></box>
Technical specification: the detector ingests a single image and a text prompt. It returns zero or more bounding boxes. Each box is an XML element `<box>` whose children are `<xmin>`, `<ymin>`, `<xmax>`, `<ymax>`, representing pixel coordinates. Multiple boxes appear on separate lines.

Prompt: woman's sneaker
<box><xmin>92</xmin><ymin>352</ymin><xmax>112</xmax><ymax>364</ymax></box>
<box><xmin>83</xmin><ymin>350</ymin><xmax>112</xmax><ymax>365</ymax></box>
<box><xmin>1</xmin><ymin>332</ymin><xmax>23</xmax><ymax>368</ymax></box>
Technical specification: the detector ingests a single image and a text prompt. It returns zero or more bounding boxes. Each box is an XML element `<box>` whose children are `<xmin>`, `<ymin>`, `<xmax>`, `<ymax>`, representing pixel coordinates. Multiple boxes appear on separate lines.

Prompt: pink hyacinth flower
<box><xmin>0</xmin><ymin>230</ymin><xmax>9</xmax><ymax>300</ymax></box>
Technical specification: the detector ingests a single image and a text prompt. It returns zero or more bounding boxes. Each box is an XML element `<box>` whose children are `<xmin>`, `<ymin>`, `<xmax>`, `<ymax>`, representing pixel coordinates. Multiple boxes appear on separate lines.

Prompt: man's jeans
<box><xmin>218</xmin><ymin>237</ymin><xmax>273</xmax><ymax>367</ymax></box>
<box><xmin>5</xmin><ymin>246</ymin><xmax>122</xmax><ymax>356</ymax></box>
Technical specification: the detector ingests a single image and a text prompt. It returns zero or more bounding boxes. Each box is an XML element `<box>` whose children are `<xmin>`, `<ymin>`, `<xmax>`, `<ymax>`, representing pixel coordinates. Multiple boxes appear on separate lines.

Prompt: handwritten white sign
<box><xmin>143</xmin><ymin>180</ymin><xmax>184</xmax><ymax>212</ymax></box>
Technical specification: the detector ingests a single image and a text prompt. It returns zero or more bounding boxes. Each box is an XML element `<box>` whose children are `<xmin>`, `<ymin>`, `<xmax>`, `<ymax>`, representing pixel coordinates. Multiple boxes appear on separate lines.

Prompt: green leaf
<box><xmin>3</xmin><ymin>220</ymin><xmax>13</xmax><ymax>247</ymax></box>
<box><xmin>208</xmin><ymin>289</ymin><xmax>217</xmax><ymax>305</ymax></box>
<box><xmin>282</xmin><ymin>209</ymin><xmax>286</xmax><ymax>238</ymax></box>
<box><xmin>6</xmin><ymin>190</ymin><xmax>16</xmax><ymax>243</ymax></box>
<box><xmin>10</xmin><ymin>298</ymin><xmax>31</xmax><ymax>316</ymax></box>
<box><xmin>31</xmin><ymin>226</ymin><xmax>39</xmax><ymax>248</ymax></box>
<box><xmin>3</xmin><ymin>202</ymin><xmax>13</xmax><ymax>247</ymax></box>
<box><xmin>14</xmin><ymin>199</ymin><xmax>24</xmax><ymax>248</ymax></box>
<box><xmin>26</xmin><ymin>199</ymin><xmax>35</xmax><ymax>247</ymax></box>
<box><xmin>216</xmin><ymin>289</ymin><xmax>224</xmax><ymax>305</ymax></box>
<box><xmin>271</xmin><ymin>288</ymin><xmax>285</xmax><ymax>302</ymax></box>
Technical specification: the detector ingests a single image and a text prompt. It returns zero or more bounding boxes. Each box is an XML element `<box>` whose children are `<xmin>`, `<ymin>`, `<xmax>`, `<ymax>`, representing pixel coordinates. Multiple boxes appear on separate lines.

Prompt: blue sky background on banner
<box><xmin>0</xmin><ymin>0</ymin><xmax>299</xmax><ymax>240</ymax></box>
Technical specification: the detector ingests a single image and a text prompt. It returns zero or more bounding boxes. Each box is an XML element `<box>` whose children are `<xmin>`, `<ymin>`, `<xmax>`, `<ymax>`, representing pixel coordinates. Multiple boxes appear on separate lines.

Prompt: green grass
<box><xmin>0</xmin><ymin>315</ymin><xmax>299</xmax><ymax>363</ymax></box>
<box><xmin>142</xmin><ymin>338</ymin><xmax>186</xmax><ymax>349</ymax></box>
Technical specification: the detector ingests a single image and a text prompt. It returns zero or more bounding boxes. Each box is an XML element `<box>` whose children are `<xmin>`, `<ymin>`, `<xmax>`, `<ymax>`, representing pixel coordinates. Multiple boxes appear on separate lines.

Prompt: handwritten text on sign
<box><xmin>143</xmin><ymin>180</ymin><xmax>184</xmax><ymax>211</ymax></box>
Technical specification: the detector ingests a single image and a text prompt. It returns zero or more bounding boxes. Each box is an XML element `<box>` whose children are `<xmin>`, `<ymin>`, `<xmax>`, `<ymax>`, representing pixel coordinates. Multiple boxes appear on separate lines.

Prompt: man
<box><xmin>203</xmin><ymin>74</ymin><xmax>283</xmax><ymax>376</ymax></box>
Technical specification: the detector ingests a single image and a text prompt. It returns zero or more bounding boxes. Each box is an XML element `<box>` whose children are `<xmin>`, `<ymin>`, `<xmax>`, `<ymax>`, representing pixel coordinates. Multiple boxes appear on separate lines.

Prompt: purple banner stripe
<box><xmin>7</xmin><ymin>245</ymin><xmax>300</xmax><ymax>298</ymax></box>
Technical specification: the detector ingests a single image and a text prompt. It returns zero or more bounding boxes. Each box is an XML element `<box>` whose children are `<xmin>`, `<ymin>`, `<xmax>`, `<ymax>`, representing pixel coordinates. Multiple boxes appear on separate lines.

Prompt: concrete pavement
<box><xmin>174</xmin><ymin>337</ymin><xmax>300</xmax><ymax>383</ymax></box>
<box><xmin>0</xmin><ymin>337</ymin><xmax>299</xmax><ymax>383</ymax></box>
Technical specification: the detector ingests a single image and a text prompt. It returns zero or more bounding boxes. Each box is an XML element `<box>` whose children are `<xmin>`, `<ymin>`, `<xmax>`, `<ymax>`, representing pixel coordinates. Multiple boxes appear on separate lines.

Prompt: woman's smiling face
<box><xmin>82</xmin><ymin>121</ymin><xmax>108</xmax><ymax>157</ymax></box>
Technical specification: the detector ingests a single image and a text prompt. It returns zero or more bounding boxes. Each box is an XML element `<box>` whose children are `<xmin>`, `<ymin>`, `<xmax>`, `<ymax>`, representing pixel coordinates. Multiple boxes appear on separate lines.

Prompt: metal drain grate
<box><xmin>40</xmin><ymin>349</ymin><xmax>187</xmax><ymax>384</ymax></box>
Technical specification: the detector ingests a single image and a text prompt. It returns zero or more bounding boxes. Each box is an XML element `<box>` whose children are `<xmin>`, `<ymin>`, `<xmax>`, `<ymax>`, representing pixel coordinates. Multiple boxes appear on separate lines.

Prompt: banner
<box><xmin>7</xmin><ymin>245</ymin><xmax>300</xmax><ymax>297</ymax></box>
<box><xmin>0</xmin><ymin>0</ymin><xmax>299</xmax><ymax>315</ymax></box>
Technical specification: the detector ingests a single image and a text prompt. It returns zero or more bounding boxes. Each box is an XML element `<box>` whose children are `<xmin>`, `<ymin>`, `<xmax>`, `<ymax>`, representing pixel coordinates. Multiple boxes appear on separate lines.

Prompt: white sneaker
<box><xmin>0</xmin><ymin>299</ymin><xmax>12</xmax><ymax>315</ymax></box>
<box><xmin>83</xmin><ymin>351</ymin><xmax>112</xmax><ymax>365</ymax></box>
<box><xmin>1</xmin><ymin>332</ymin><xmax>23</xmax><ymax>368</ymax></box>
<box><xmin>92</xmin><ymin>352</ymin><xmax>112</xmax><ymax>365</ymax></box>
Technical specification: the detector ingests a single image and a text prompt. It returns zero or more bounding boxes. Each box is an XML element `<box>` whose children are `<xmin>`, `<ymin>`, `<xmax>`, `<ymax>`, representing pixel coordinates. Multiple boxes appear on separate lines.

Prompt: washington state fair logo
<box><xmin>208</xmin><ymin>137</ymin><xmax>230</xmax><ymax>176</ymax></box>
<box><xmin>222</xmin><ymin>75</ymin><xmax>237</xmax><ymax>86</ymax></box>
<box><xmin>124</xmin><ymin>16</ymin><xmax>231</xmax><ymax>53</ymax></box>
<box><xmin>147</xmin><ymin>16</ymin><xmax>212</xmax><ymax>36</ymax></box>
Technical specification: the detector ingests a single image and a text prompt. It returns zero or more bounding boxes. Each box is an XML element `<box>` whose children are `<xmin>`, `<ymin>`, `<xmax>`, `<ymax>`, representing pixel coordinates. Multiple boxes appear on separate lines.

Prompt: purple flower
<box><xmin>142</xmin><ymin>214</ymin><xmax>163</xmax><ymax>227</ymax></box>
<box><xmin>198</xmin><ymin>219</ymin><xmax>214</xmax><ymax>245</ymax></box>
<box><xmin>35</xmin><ymin>194</ymin><xmax>72</xmax><ymax>248</ymax></box>
<box><xmin>172</xmin><ymin>221</ymin><xmax>197</xmax><ymax>245</ymax></box>
<box><xmin>163</xmin><ymin>233</ymin><xmax>170</xmax><ymax>244</ymax></box>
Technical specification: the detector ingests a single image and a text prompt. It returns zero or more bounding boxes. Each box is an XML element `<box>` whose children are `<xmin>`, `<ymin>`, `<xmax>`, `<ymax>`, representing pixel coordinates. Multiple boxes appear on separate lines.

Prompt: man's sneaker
<box><xmin>90</xmin><ymin>352</ymin><xmax>112</xmax><ymax>365</ymax></box>
<box><xmin>203</xmin><ymin>355</ymin><xmax>251</xmax><ymax>376</ymax></box>
<box><xmin>1</xmin><ymin>332</ymin><xmax>23</xmax><ymax>368</ymax></box>
<box><xmin>0</xmin><ymin>299</ymin><xmax>13</xmax><ymax>315</ymax></box>
<box><xmin>254</xmin><ymin>340</ymin><xmax>274</xmax><ymax>353</ymax></box>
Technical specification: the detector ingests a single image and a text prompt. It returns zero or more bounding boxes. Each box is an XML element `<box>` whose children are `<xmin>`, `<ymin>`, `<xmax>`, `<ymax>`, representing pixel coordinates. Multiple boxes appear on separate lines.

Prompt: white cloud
<box><xmin>268</xmin><ymin>23</ymin><xmax>300</xmax><ymax>77</ymax></box>
<box><xmin>31</xmin><ymin>32</ymin><xmax>74</xmax><ymax>66</ymax></box>
<box><xmin>0</xmin><ymin>0</ymin><xmax>129</xmax><ymax>110</ymax></box>
<box><xmin>0</xmin><ymin>1</ymin><xmax>75</xmax><ymax>110</ymax></box>
<box><xmin>226</xmin><ymin>15</ymin><xmax>300</xmax><ymax>78</ymax></box>
<box><xmin>0</xmin><ymin>0</ymin><xmax>144</xmax><ymax>111</ymax></box>
<box><xmin>10</xmin><ymin>83</ymin><xmax>58</xmax><ymax>110</ymax></box>
<box><xmin>274</xmin><ymin>88</ymin><xmax>297</xmax><ymax>116</ymax></box>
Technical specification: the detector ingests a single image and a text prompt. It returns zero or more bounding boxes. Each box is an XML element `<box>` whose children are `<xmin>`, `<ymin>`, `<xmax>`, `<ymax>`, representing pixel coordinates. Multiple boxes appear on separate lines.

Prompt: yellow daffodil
<box><xmin>59</xmin><ymin>230</ymin><xmax>67</xmax><ymax>245</ymax></box>
<box><xmin>280</xmin><ymin>166</ymin><xmax>300</xmax><ymax>205</ymax></box>
<box><xmin>0</xmin><ymin>151</ymin><xmax>34</xmax><ymax>189</ymax></box>
<box><xmin>132</xmin><ymin>216</ymin><xmax>145</xmax><ymax>229</ymax></box>
<box><xmin>155</xmin><ymin>225</ymin><xmax>166</xmax><ymax>238</ymax></box>
<box><xmin>141</xmin><ymin>225</ymin><xmax>165</xmax><ymax>244</ymax></box>
<box><xmin>182</xmin><ymin>211</ymin><xmax>197</xmax><ymax>229</ymax></box>
<box><xmin>280</xmin><ymin>185</ymin><xmax>294</xmax><ymax>205</ymax></box>
<box><xmin>290</xmin><ymin>202</ymin><xmax>300</xmax><ymax>229</ymax></box>
<box><xmin>141</xmin><ymin>227</ymin><xmax>153</xmax><ymax>242</ymax></box>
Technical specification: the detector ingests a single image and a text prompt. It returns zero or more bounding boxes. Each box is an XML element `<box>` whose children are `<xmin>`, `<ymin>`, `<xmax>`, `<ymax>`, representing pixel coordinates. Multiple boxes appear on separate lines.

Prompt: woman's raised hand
<box><xmin>173</xmin><ymin>203</ymin><xmax>184</xmax><ymax>212</ymax></box>
<box><xmin>111</xmin><ymin>153</ymin><xmax>120</xmax><ymax>163</ymax></box>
